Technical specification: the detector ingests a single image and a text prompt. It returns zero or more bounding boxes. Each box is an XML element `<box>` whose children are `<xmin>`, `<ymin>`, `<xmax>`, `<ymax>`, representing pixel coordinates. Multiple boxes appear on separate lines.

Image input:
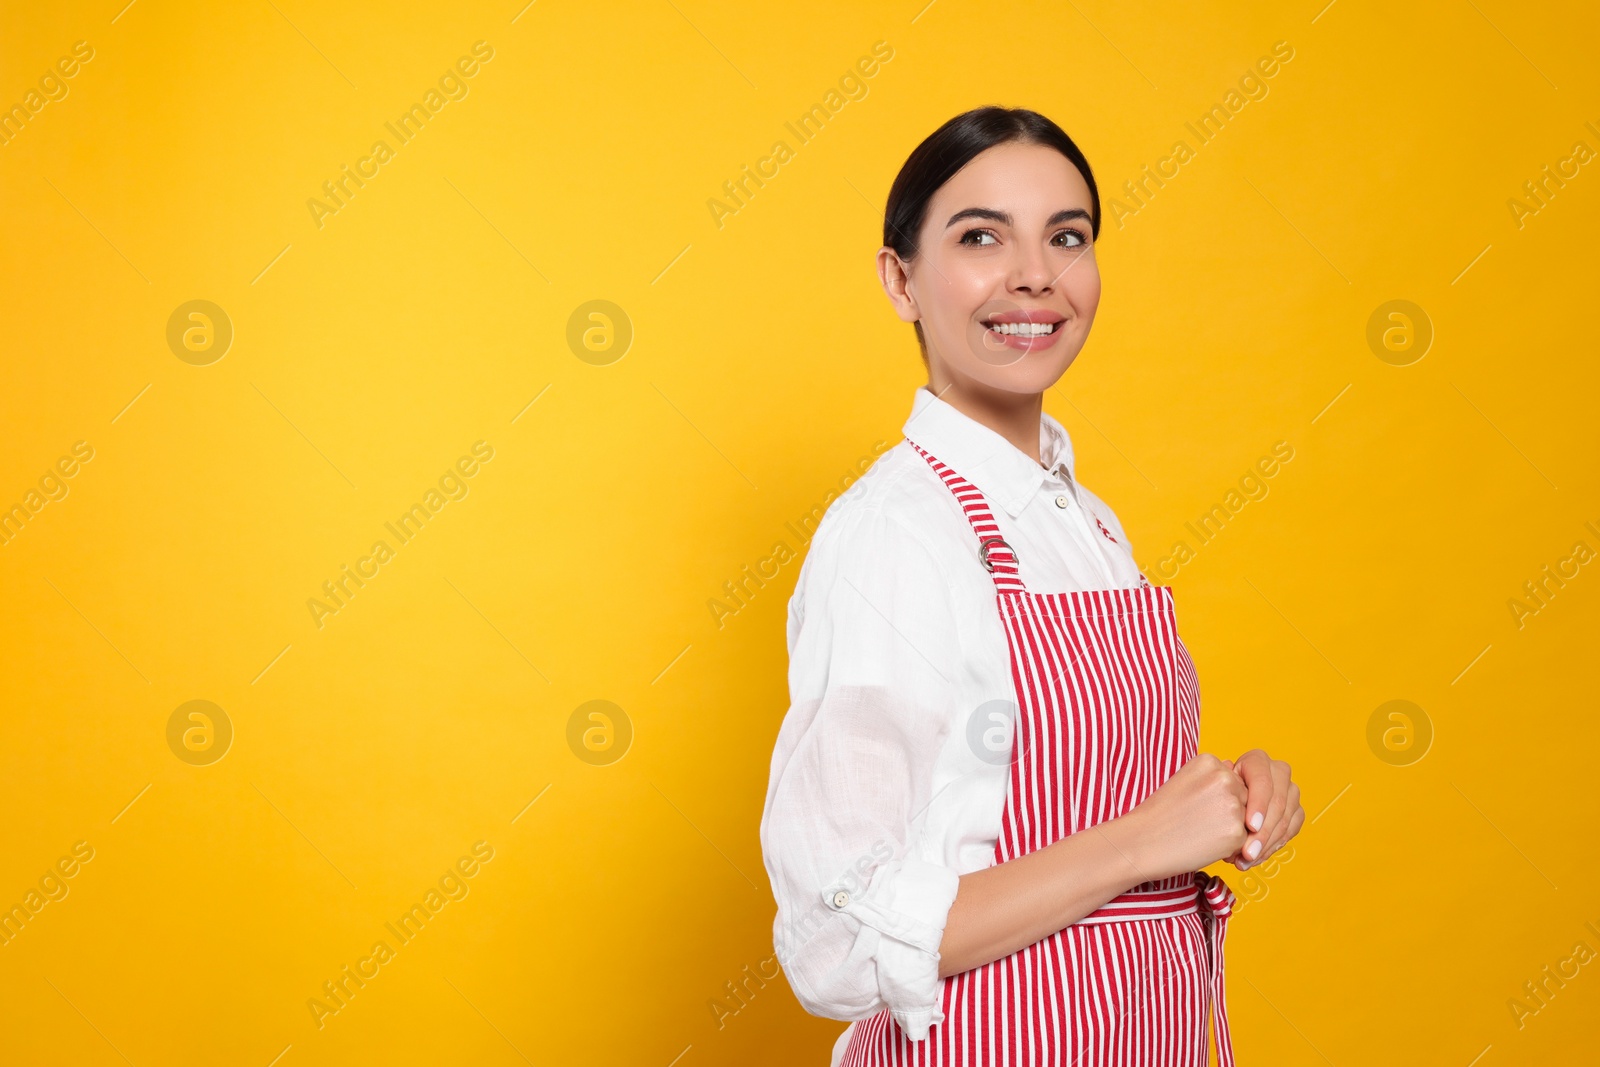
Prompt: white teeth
<box><xmin>987</xmin><ymin>321</ymin><xmax>1058</xmax><ymax>336</ymax></box>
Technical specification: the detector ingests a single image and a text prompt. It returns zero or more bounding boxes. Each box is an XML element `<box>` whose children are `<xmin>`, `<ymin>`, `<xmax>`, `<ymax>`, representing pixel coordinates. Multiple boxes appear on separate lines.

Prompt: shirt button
<box><xmin>831</xmin><ymin>890</ymin><xmax>850</xmax><ymax>909</ymax></box>
<box><xmin>1055</xmin><ymin>495</ymin><xmax>1070</xmax><ymax>509</ymax></box>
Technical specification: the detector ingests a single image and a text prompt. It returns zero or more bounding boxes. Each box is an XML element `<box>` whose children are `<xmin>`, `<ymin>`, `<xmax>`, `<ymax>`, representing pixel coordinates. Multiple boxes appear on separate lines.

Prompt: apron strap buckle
<box><xmin>978</xmin><ymin>536</ymin><xmax>1016</xmax><ymax>574</ymax></box>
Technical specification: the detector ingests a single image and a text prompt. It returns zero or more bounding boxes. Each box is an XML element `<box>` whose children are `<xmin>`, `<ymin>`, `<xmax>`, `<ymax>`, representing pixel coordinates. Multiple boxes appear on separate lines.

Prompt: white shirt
<box><xmin>759</xmin><ymin>385</ymin><xmax>1147</xmax><ymax>1055</ymax></box>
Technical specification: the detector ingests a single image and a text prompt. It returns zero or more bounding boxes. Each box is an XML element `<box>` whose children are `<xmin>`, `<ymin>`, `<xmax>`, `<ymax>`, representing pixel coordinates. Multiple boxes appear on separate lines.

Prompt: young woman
<box><xmin>759</xmin><ymin>107</ymin><xmax>1305</xmax><ymax>1066</ymax></box>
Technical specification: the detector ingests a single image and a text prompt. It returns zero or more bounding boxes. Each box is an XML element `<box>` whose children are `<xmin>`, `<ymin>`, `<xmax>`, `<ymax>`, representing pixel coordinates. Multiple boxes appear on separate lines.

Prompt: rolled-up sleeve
<box><xmin>759</xmin><ymin>503</ymin><xmax>963</xmax><ymax>1041</ymax></box>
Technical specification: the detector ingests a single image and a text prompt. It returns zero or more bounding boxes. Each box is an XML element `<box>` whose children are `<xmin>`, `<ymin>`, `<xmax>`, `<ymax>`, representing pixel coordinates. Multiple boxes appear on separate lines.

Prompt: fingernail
<box><xmin>1246</xmin><ymin>840</ymin><xmax>1262</xmax><ymax>860</ymax></box>
<box><xmin>1249</xmin><ymin>812</ymin><xmax>1264</xmax><ymax>832</ymax></box>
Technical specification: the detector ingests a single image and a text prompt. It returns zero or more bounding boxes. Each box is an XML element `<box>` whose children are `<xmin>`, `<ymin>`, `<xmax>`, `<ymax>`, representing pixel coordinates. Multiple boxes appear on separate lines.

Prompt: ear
<box><xmin>876</xmin><ymin>246</ymin><xmax>920</xmax><ymax>325</ymax></box>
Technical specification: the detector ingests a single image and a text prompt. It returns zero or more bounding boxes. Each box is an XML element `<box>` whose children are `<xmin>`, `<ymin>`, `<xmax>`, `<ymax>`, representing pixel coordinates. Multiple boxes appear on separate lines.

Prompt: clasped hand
<box><xmin>1221</xmin><ymin>749</ymin><xmax>1303</xmax><ymax>870</ymax></box>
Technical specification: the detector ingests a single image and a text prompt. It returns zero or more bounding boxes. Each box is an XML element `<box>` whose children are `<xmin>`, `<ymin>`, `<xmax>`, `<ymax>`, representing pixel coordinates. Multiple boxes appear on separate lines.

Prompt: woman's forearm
<box><xmin>936</xmin><ymin>811</ymin><xmax>1156</xmax><ymax>978</ymax></box>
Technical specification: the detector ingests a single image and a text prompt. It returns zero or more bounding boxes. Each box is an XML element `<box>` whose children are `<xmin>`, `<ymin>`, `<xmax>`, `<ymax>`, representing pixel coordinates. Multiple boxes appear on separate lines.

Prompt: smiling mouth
<box><xmin>983</xmin><ymin>319</ymin><xmax>1061</xmax><ymax>337</ymax></box>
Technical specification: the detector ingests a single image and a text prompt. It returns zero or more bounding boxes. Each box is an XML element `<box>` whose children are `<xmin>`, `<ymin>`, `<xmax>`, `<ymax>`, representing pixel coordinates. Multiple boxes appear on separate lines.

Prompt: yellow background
<box><xmin>2</xmin><ymin>0</ymin><xmax>1597</xmax><ymax>1063</ymax></box>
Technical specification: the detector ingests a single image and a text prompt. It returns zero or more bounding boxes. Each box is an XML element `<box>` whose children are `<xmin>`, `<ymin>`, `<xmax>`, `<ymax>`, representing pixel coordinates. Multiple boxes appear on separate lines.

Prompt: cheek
<box><xmin>1065</xmin><ymin>255</ymin><xmax>1101</xmax><ymax>315</ymax></box>
<box><xmin>934</xmin><ymin>262</ymin><xmax>998</xmax><ymax>321</ymax></box>
<box><xmin>922</xmin><ymin>260</ymin><xmax>987</xmax><ymax>330</ymax></box>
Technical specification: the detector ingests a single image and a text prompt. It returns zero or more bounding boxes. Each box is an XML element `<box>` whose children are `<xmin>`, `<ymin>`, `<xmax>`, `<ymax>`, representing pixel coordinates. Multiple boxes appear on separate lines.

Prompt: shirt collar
<box><xmin>900</xmin><ymin>385</ymin><xmax>1077</xmax><ymax>518</ymax></box>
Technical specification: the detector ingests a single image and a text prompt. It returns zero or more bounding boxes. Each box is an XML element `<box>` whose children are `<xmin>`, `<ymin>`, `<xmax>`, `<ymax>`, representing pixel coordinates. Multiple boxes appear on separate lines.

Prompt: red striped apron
<box><xmin>841</xmin><ymin>441</ymin><xmax>1237</xmax><ymax>1067</ymax></box>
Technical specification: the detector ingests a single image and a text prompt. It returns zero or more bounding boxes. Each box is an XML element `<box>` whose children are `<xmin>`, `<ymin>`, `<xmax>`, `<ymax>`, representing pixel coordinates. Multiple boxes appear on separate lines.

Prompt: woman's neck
<box><xmin>926</xmin><ymin>379</ymin><xmax>1046</xmax><ymax>466</ymax></box>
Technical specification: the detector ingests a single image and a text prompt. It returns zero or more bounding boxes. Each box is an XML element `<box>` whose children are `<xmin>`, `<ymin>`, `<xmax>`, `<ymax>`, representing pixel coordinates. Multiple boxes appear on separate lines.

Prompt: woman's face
<box><xmin>883</xmin><ymin>141</ymin><xmax>1101</xmax><ymax>396</ymax></box>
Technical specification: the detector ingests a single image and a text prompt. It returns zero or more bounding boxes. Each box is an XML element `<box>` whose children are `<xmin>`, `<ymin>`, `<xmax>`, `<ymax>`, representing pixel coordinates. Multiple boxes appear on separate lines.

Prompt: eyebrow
<box><xmin>945</xmin><ymin>207</ymin><xmax>1092</xmax><ymax>230</ymax></box>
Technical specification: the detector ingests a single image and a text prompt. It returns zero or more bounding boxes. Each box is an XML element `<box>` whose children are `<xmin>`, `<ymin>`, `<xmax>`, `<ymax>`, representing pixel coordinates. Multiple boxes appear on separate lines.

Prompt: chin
<box><xmin>969</xmin><ymin>354</ymin><xmax>1079</xmax><ymax>395</ymax></box>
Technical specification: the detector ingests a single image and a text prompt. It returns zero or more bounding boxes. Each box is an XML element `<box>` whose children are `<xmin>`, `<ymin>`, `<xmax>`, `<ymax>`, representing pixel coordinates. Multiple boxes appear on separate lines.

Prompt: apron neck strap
<box><xmin>907</xmin><ymin>438</ymin><xmax>1026</xmax><ymax>595</ymax></box>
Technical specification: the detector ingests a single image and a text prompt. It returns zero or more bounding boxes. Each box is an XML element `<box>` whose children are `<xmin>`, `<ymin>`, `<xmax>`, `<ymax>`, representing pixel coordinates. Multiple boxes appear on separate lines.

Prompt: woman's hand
<box><xmin>1119</xmin><ymin>753</ymin><xmax>1250</xmax><ymax>882</ymax></box>
<box><xmin>1221</xmin><ymin>749</ymin><xmax>1303</xmax><ymax>870</ymax></box>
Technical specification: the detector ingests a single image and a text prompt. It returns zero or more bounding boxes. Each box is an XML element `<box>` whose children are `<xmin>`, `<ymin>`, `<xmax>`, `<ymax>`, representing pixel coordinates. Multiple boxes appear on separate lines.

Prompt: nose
<box><xmin>1009</xmin><ymin>241</ymin><xmax>1057</xmax><ymax>295</ymax></box>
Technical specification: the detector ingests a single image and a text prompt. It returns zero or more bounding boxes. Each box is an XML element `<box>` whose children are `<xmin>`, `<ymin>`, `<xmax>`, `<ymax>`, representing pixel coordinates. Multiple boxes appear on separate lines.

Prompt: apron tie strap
<box><xmin>1197</xmin><ymin>871</ymin><xmax>1238</xmax><ymax>1066</ymax></box>
<box><xmin>1070</xmin><ymin>870</ymin><xmax>1237</xmax><ymax>1064</ymax></box>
